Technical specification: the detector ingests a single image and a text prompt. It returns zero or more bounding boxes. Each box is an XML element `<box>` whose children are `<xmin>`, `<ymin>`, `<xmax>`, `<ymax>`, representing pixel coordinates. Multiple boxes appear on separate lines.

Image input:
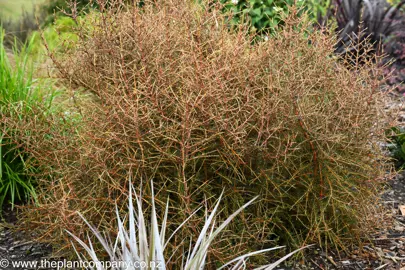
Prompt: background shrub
<box><xmin>29</xmin><ymin>16</ymin><xmax>79</xmax><ymax>56</ymax></box>
<box><xmin>40</xmin><ymin>0</ymin><xmax>98</xmax><ymax>24</ymax></box>
<box><xmin>40</xmin><ymin>0</ymin><xmax>136</xmax><ymax>25</ymax></box>
<box><xmin>387</xmin><ymin>127</ymin><xmax>405</xmax><ymax>168</ymax></box>
<box><xmin>221</xmin><ymin>0</ymin><xmax>297</xmax><ymax>33</ymax></box>
<box><xmin>16</xmin><ymin>0</ymin><xmax>393</xmax><ymax>266</ymax></box>
<box><xmin>0</xmin><ymin>10</ymin><xmax>42</xmax><ymax>46</ymax></box>
<box><xmin>221</xmin><ymin>0</ymin><xmax>329</xmax><ymax>35</ymax></box>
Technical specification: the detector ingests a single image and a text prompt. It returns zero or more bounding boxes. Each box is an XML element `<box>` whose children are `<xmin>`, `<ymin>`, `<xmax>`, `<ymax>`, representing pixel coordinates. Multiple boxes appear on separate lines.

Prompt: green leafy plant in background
<box><xmin>40</xmin><ymin>0</ymin><xmax>134</xmax><ymax>25</ymax></box>
<box><xmin>40</xmin><ymin>0</ymin><xmax>98</xmax><ymax>25</ymax></box>
<box><xmin>69</xmin><ymin>180</ymin><xmax>309</xmax><ymax>269</ymax></box>
<box><xmin>388</xmin><ymin>127</ymin><xmax>405</xmax><ymax>169</ymax></box>
<box><xmin>308</xmin><ymin>0</ymin><xmax>330</xmax><ymax>21</ymax></box>
<box><xmin>30</xmin><ymin>16</ymin><xmax>79</xmax><ymax>56</ymax></box>
<box><xmin>220</xmin><ymin>0</ymin><xmax>329</xmax><ymax>34</ymax></box>
<box><xmin>221</xmin><ymin>0</ymin><xmax>299</xmax><ymax>34</ymax></box>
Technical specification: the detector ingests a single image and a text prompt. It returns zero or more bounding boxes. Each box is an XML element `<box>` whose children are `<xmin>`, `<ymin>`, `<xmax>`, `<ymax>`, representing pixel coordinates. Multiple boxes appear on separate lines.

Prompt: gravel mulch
<box><xmin>0</xmin><ymin>208</ymin><xmax>56</xmax><ymax>270</ymax></box>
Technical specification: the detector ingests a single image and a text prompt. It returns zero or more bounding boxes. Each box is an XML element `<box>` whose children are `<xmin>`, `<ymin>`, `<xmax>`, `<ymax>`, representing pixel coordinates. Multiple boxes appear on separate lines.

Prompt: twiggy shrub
<box><xmin>19</xmin><ymin>0</ymin><xmax>392</xmax><ymax>265</ymax></box>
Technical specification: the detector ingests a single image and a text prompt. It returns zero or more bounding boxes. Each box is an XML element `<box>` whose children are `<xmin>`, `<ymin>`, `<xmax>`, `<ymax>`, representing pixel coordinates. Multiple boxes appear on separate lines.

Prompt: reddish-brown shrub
<box><xmin>12</xmin><ymin>0</ymin><xmax>394</xmax><ymax>265</ymax></box>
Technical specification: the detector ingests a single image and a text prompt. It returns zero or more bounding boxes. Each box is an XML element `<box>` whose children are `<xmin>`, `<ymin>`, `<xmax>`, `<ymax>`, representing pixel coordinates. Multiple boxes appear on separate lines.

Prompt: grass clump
<box><xmin>18</xmin><ymin>0</ymin><xmax>393</xmax><ymax>265</ymax></box>
<box><xmin>0</xmin><ymin>28</ymin><xmax>55</xmax><ymax>211</ymax></box>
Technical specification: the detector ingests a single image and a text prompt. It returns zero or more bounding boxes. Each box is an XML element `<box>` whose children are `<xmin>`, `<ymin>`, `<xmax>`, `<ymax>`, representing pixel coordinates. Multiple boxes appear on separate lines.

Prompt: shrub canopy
<box><xmin>15</xmin><ymin>0</ymin><xmax>392</xmax><ymax>265</ymax></box>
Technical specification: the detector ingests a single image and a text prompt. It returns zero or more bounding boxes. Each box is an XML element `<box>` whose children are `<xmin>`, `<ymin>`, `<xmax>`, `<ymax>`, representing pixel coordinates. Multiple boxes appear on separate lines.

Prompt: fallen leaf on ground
<box><xmin>399</xmin><ymin>205</ymin><xmax>405</xmax><ymax>216</ymax></box>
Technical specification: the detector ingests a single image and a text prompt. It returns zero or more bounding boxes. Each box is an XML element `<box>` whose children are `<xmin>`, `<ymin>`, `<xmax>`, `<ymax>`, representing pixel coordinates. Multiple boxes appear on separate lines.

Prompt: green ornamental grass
<box><xmin>0</xmin><ymin>28</ymin><xmax>55</xmax><ymax>211</ymax></box>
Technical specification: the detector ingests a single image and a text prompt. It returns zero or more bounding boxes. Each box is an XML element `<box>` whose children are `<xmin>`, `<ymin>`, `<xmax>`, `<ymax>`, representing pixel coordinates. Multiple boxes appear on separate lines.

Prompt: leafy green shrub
<box><xmin>221</xmin><ymin>0</ymin><xmax>329</xmax><ymax>34</ymax></box>
<box><xmin>387</xmin><ymin>127</ymin><xmax>405</xmax><ymax>168</ymax></box>
<box><xmin>18</xmin><ymin>0</ymin><xmax>392</xmax><ymax>265</ymax></box>
<box><xmin>40</xmin><ymin>0</ymin><xmax>98</xmax><ymax>25</ymax></box>
<box><xmin>40</xmin><ymin>0</ymin><xmax>134</xmax><ymax>25</ymax></box>
<box><xmin>221</xmin><ymin>0</ymin><xmax>297</xmax><ymax>33</ymax></box>
<box><xmin>30</xmin><ymin>16</ymin><xmax>78</xmax><ymax>56</ymax></box>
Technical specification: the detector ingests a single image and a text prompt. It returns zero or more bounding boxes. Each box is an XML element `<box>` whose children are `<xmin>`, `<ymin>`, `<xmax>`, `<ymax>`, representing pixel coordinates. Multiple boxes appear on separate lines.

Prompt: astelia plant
<box><xmin>68</xmin><ymin>180</ymin><xmax>309</xmax><ymax>269</ymax></box>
